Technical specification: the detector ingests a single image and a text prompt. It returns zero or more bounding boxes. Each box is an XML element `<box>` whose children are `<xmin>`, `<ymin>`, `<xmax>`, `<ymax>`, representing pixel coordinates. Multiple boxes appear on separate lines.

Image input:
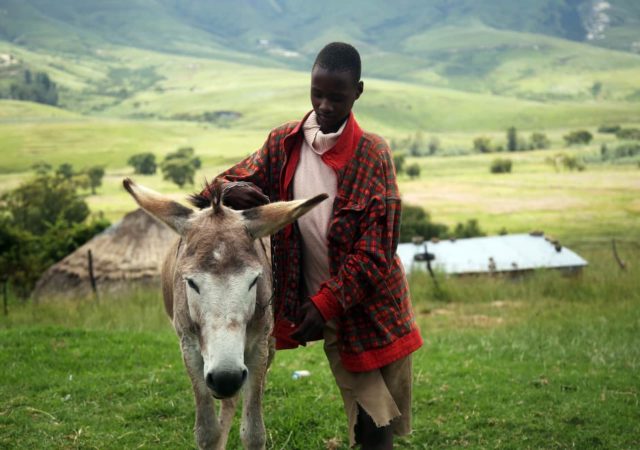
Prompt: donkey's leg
<box><xmin>240</xmin><ymin>341</ymin><xmax>270</xmax><ymax>450</ymax></box>
<box><xmin>215</xmin><ymin>396</ymin><xmax>240</xmax><ymax>449</ymax></box>
<box><xmin>180</xmin><ymin>334</ymin><xmax>222</xmax><ymax>450</ymax></box>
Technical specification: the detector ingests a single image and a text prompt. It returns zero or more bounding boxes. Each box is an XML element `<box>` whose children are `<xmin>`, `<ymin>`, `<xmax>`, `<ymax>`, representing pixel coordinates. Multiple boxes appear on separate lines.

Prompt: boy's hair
<box><xmin>313</xmin><ymin>42</ymin><xmax>361</xmax><ymax>84</ymax></box>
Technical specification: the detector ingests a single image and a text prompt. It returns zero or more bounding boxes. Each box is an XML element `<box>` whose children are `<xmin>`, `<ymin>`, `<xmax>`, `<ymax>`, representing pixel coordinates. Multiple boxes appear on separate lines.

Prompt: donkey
<box><xmin>123</xmin><ymin>178</ymin><xmax>327</xmax><ymax>449</ymax></box>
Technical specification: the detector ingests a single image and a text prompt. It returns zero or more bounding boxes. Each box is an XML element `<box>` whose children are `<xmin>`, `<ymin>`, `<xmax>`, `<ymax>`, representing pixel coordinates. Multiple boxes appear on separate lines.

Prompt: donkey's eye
<box><xmin>249</xmin><ymin>276</ymin><xmax>259</xmax><ymax>291</ymax></box>
<box><xmin>186</xmin><ymin>278</ymin><xmax>200</xmax><ymax>294</ymax></box>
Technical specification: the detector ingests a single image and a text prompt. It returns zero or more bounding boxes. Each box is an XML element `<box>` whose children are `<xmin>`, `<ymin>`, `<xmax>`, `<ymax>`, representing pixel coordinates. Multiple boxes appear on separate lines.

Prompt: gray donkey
<box><xmin>124</xmin><ymin>178</ymin><xmax>326</xmax><ymax>449</ymax></box>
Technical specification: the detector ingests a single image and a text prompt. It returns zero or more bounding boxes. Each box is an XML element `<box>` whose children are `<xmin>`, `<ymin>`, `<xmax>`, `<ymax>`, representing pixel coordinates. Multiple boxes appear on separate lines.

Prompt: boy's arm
<box><xmin>191</xmin><ymin>131</ymin><xmax>275</xmax><ymax>209</ymax></box>
<box><xmin>310</xmin><ymin>142</ymin><xmax>402</xmax><ymax>321</ymax></box>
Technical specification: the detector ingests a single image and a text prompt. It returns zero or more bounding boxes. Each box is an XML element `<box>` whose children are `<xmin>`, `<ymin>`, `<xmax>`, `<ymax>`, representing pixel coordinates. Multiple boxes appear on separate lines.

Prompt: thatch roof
<box><xmin>33</xmin><ymin>208</ymin><xmax>178</xmax><ymax>299</ymax></box>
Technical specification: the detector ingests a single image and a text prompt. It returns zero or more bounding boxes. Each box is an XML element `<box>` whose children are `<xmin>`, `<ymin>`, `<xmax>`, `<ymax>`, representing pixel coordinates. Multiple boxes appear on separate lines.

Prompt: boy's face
<box><xmin>310</xmin><ymin>65</ymin><xmax>363</xmax><ymax>133</ymax></box>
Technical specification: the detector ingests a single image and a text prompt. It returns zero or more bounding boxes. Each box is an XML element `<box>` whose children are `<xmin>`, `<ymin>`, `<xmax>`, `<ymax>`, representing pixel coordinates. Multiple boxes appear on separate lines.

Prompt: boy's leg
<box><xmin>355</xmin><ymin>406</ymin><xmax>393</xmax><ymax>450</ymax></box>
<box><xmin>323</xmin><ymin>321</ymin><xmax>409</xmax><ymax>448</ymax></box>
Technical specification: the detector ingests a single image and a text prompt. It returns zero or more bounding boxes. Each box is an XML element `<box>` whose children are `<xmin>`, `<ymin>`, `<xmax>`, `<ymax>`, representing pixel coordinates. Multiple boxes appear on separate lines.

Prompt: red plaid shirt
<box><xmin>210</xmin><ymin>112</ymin><xmax>422</xmax><ymax>372</ymax></box>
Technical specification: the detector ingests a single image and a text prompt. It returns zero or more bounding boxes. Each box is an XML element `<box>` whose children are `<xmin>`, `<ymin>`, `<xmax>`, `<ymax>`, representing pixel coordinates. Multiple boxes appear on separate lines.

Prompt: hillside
<box><xmin>1</xmin><ymin>0</ymin><xmax>639</xmax><ymax>103</ymax></box>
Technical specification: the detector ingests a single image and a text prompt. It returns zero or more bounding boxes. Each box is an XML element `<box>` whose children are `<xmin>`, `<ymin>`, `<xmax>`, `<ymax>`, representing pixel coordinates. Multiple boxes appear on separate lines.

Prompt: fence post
<box><xmin>88</xmin><ymin>249</ymin><xmax>99</xmax><ymax>302</ymax></box>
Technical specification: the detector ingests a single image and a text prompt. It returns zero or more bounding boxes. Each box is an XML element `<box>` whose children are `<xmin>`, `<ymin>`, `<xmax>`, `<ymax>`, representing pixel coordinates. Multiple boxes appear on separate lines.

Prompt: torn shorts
<box><xmin>323</xmin><ymin>320</ymin><xmax>413</xmax><ymax>447</ymax></box>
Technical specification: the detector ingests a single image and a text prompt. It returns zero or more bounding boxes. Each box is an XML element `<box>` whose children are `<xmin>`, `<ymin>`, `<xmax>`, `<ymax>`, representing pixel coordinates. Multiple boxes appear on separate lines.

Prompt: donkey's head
<box><xmin>123</xmin><ymin>178</ymin><xmax>326</xmax><ymax>398</ymax></box>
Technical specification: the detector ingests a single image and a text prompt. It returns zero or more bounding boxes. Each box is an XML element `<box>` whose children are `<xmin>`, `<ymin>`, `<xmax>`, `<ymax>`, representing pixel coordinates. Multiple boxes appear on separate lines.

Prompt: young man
<box><xmin>193</xmin><ymin>42</ymin><xmax>422</xmax><ymax>449</ymax></box>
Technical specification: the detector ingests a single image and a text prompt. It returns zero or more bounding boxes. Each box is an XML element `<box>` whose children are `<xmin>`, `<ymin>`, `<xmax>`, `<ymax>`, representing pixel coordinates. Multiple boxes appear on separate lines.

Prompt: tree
<box><xmin>406</xmin><ymin>163</ymin><xmax>421</xmax><ymax>179</ymax></box>
<box><xmin>393</xmin><ymin>153</ymin><xmax>406</xmax><ymax>174</ymax></box>
<box><xmin>161</xmin><ymin>147</ymin><xmax>201</xmax><ymax>188</ymax></box>
<box><xmin>127</xmin><ymin>152</ymin><xmax>157</xmax><ymax>175</ymax></box>
<box><xmin>507</xmin><ymin>127</ymin><xmax>518</xmax><ymax>152</ymax></box>
<box><xmin>530</xmin><ymin>132</ymin><xmax>551</xmax><ymax>149</ymax></box>
<box><xmin>9</xmin><ymin>69</ymin><xmax>59</xmax><ymax>106</ymax></box>
<box><xmin>428</xmin><ymin>136</ymin><xmax>440</xmax><ymax>155</ymax></box>
<box><xmin>0</xmin><ymin>174</ymin><xmax>109</xmax><ymax>297</ymax></box>
<box><xmin>409</xmin><ymin>131</ymin><xmax>425</xmax><ymax>156</ymax></box>
<box><xmin>31</xmin><ymin>161</ymin><xmax>52</xmax><ymax>175</ymax></box>
<box><xmin>87</xmin><ymin>166</ymin><xmax>105</xmax><ymax>195</ymax></box>
<box><xmin>591</xmin><ymin>81</ymin><xmax>602</xmax><ymax>99</ymax></box>
<box><xmin>473</xmin><ymin>136</ymin><xmax>493</xmax><ymax>153</ymax></box>
<box><xmin>399</xmin><ymin>205</ymin><xmax>448</xmax><ymax>243</ymax></box>
<box><xmin>563</xmin><ymin>130</ymin><xmax>593</xmax><ymax>146</ymax></box>
<box><xmin>56</xmin><ymin>163</ymin><xmax>74</xmax><ymax>180</ymax></box>
<box><xmin>452</xmin><ymin>219</ymin><xmax>485</xmax><ymax>238</ymax></box>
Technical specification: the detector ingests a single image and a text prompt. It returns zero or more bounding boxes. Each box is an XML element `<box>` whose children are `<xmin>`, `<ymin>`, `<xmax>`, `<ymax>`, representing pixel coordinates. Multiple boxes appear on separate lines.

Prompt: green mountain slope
<box><xmin>1</xmin><ymin>0</ymin><xmax>639</xmax><ymax>102</ymax></box>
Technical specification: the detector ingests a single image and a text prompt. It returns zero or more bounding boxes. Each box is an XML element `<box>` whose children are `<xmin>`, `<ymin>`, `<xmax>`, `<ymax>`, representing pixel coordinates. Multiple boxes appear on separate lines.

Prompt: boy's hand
<box><xmin>291</xmin><ymin>299</ymin><xmax>325</xmax><ymax>345</ymax></box>
<box><xmin>221</xmin><ymin>182</ymin><xmax>269</xmax><ymax>210</ymax></box>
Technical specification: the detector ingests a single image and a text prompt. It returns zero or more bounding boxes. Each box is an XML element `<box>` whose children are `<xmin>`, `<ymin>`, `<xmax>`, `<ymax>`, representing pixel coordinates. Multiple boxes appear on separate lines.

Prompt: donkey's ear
<box><xmin>123</xmin><ymin>178</ymin><xmax>193</xmax><ymax>234</ymax></box>
<box><xmin>242</xmin><ymin>194</ymin><xmax>329</xmax><ymax>239</ymax></box>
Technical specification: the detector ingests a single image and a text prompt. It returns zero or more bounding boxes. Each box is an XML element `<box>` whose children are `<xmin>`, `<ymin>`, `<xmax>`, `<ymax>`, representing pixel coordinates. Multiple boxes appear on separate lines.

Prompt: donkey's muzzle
<box><xmin>206</xmin><ymin>367</ymin><xmax>248</xmax><ymax>398</ymax></box>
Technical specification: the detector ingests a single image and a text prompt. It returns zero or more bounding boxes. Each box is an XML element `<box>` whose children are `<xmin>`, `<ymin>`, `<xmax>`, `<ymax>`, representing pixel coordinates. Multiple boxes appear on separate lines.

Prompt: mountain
<box><xmin>0</xmin><ymin>0</ymin><xmax>639</xmax><ymax>123</ymax></box>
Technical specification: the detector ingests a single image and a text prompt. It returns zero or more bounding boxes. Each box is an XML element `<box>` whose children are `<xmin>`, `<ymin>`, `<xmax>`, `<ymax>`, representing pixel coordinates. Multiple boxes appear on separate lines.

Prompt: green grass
<box><xmin>1</xmin><ymin>245</ymin><xmax>639</xmax><ymax>448</ymax></box>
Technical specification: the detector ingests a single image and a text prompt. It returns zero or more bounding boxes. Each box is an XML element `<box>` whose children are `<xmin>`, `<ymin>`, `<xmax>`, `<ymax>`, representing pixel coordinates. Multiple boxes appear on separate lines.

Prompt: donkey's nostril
<box><xmin>206</xmin><ymin>368</ymin><xmax>247</xmax><ymax>398</ymax></box>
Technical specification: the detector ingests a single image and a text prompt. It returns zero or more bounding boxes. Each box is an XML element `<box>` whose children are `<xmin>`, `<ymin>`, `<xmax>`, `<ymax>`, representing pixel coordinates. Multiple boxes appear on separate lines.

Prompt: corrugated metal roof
<box><xmin>397</xmin><ymin>233</ymin><xmax>588</xmax><ymax>275</ymax></box>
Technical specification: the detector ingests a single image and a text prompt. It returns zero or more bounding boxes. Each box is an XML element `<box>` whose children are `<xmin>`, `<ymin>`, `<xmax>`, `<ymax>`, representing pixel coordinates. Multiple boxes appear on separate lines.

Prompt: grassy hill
<box><xmin>1</xmin><ymin>0</ymin><xmax>639</xmax><ymax>102</ymax></box>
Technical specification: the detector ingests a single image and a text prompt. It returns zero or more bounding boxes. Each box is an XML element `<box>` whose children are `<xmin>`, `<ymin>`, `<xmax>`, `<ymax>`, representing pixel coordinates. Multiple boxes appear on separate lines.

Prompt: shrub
<box><xmin>490</xmin><ymin>158</ymin><xmax>512</xmax><ymax>174</ymax></box>
<box><xmin>452</xmin><ymin>219</ymin><xmax>485</xmax><ymax>239</ymax></box>
<box><xmin>598</xmin><ymin>124</ymin><xmax>621</xmax><ymax>134</ymax></box>
<box><xmin>393</xmin><ymin>152</ymin><xmax>406</xmax><ymax>174</ymax></box>
<box><xmin>615</xmin><ymin>128</ymin><xmax>640</xmax><ymax>140</ymax></box>
<box><xmin>406</xmin><ymin>163</ymin><xmax>421</xmax><ymax>179</ymax></box>
<box><xmin>0</xmin><ymin>174</ymin><xmax>109</xmax><ymax>296</ymax></box>
<box><xmin>473</xmin><ymin>136</ymin><xmax>493</xmax><ymax>153</ymax></box>
<box><xmin>563</xmin><ymin>130</ymin><xmax>593</xmax><ymax>146</ymax></box>
<box><xmin>613</xmin><ymin>143</ymin><xmax>640</xmax><ymax>159</ymax></box>
<box><xmin>428</xmin><ymin>137</ymin><xmax>440</xmax><ymax>155</ymax></box>
<box><xmin>530</xmin><ymin>132</ymin><xmax>551</xmax><ymax>149</ymax></box>
<box><xmin>546</xmin><ymin>153</ymin><xmax>585</xmax><ymax>171</ymax></box>
<box><xmin>399</xmin><ymin>205</ymin><xmax>448</xmax><ymax>243</ymax></box>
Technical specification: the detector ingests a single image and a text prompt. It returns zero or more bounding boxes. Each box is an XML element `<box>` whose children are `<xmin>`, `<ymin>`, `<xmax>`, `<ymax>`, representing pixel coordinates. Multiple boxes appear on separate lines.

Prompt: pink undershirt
<box><xmin>293</xmin><ymin>111</ymin><xmax>347</xmax><ymax>297</ymax></box>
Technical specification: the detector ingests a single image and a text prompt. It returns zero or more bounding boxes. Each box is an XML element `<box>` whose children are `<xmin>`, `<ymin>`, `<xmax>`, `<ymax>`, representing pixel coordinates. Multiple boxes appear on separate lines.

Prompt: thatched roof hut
<box><xmin>33</xmin><ymin>208</ymin><xmax>177</xmax><ymax>299</ymax></box>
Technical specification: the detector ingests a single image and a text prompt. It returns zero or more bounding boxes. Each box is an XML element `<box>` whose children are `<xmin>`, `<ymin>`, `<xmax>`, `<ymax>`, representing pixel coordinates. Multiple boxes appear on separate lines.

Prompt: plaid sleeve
<box><xmin>310</xmin><ymin>141</ymin><xmax>402</xmax><ymax>320</ymax></box>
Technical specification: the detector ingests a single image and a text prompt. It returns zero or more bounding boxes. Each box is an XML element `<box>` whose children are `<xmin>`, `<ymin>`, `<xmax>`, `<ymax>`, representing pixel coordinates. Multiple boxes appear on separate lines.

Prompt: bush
<box><xmin>490</xmin><ymin>158</ymin><xmax>512</xmax><ymax>174</ymax></box>
<box><xmin>563</xmin><ymin>130</ymin><xmax>593</xmax><ymax>146</ymax></box>
<box><xmin>545</xmin><ymin>153</ymin><xmax>585</xmax><ymax>171</ymax></box>
<box><xmin>452</xmin><ymin>219</ymin><xmax>485</xmax><ymax>239</ymax></box>
<box><xmin>406</xmin><ymin>163</ymin><xmax>421</xmax><ymax>179</ymax></box>
<box><xmin>613</xmin><ymin>143</ymin><xmax>640</xmax><ymax>159</ymax></box>
<box><xmin>598</xmin><ymin>124</ymin><xmax>621</xmax><ymax>134</ymax></box>
<box><xmin>615</xmin><ymin>128</ymin><xmax>640</xmax><ymax>140</ymax></box>
<box><xmin>530</xmin><ymin>132</ymin><xmax>551</xmax><ymax>149</ymax></box>
<box><xmin>128</xmin><ymin>152</ymin><xmax>157</xmax><ymax>175</ymax></box>
<box><xmin>428</xmin><ymin>137</ymin><xmax>440</xmax><ymax>155</ymax></box>
<box><xmin>473</xmin><ymin>136</ymin><xmax>493</xmax><ymax>153</ymax></box>
<box><xmin>0</xmin><ymin>174</ymin><xmax>109</xmax><ymax>296</ymax></box>
<box><xmin>393</xmin><ymin>153</ymin><xmax>406</xmax><ymax>174</ymax></box>
<box><xmin>399</xmin><ymin>205</ymin><xmax>448</xmax><ymax>243</ymax></box>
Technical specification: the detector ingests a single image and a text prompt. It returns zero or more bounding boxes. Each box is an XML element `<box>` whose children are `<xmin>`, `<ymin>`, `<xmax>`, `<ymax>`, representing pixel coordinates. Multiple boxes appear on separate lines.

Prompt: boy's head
<box><xmin>311</xmin><ymin>42</ymin><xmax>364</xmax><ymax>133</ymax></box>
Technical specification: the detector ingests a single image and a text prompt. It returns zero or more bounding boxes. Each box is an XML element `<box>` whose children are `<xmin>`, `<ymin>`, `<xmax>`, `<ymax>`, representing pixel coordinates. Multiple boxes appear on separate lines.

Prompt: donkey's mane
<box><xmin>189</xmin><ymin>178</ymin><xmax>224</xmax><ymax>210</ymax></box>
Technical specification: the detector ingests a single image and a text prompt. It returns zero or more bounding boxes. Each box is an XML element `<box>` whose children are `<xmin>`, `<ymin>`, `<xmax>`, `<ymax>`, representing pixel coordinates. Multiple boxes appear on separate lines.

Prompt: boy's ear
<box><xmin>242</xmin><ymin>194</ymin><xmax>328</xmax><ymax>239</ymax></box>
<box><xmin>356</xmin><ymin>80</ymin><xmax>364</xmax><ymax>98</ymax></box>
<box><xmin>123</xmin><ymin>178</ymin><xmax>193</xmax><ymax>235</ymax></box>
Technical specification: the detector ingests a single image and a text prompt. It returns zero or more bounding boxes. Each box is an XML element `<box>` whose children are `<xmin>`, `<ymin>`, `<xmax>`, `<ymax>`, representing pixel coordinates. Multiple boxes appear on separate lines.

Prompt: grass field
<box><xmin>1</xmin><ymin>15</ymin><xmax>639</xmax><ymax>447</ymax></box>
<box><xmin>1</xmin><ymin>245</ymin><xmax>638</xmax><ymax>449</ymax></box>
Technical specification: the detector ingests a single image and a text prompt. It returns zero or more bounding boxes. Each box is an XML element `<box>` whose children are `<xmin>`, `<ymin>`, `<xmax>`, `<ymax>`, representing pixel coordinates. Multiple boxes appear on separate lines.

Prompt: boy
<box><xmin>192</xmin><ymin>42</ymin><xmax>422</xmax><ymax>449</ymax></box>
